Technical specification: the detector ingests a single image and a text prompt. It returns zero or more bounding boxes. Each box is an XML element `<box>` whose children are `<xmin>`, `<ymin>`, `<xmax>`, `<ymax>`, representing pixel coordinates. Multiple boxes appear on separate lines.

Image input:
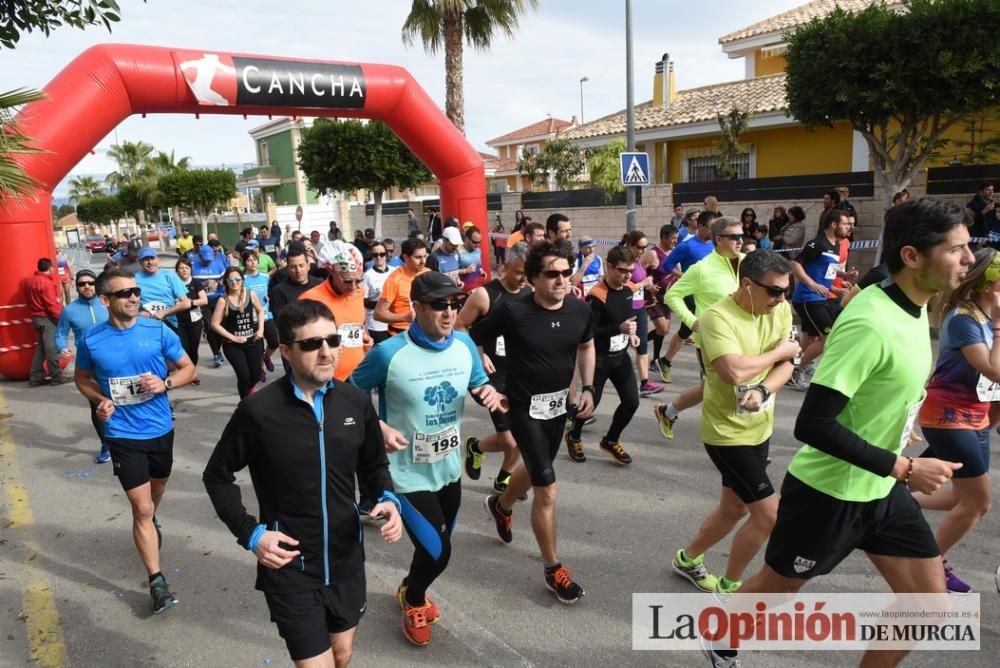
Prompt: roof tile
<box><xmin>486</xmin><ymin>117</ymin><xmax>576</xmax><ymax>145</ymax></box>
<box><xmin>719</xmin><ymin>0</ymin><xmax>876</xmax><ymax>45</ymax></box>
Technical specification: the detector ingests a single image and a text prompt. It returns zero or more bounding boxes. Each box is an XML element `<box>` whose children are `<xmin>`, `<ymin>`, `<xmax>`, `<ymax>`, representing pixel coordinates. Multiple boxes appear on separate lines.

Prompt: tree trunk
<box><xmin>373</xmin><ymin>190</ymin><xmax>383</xmax><ymax>238</ymax></box>
<box><xmin>443</xmin><ymin>12</ymin><xmax>464</xmax><ymax>134</ymax></box>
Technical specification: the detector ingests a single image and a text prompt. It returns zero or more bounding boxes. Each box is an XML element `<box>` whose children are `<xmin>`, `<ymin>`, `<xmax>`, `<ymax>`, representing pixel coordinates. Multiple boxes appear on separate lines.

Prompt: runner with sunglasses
<box><xmin>671</xmin><ymin>251</ymin><xmax>798</xmax><ymax>595</ymax></box>
<box><xmin>211</xmin><ymin>267</ymin><xmax>266</xmax><ymax>399</ymax></box>
<box><xmin>564</xmin><ymin>245</ymin><xmax>641</xmax><ymax>465</ymax></box>
<box><xmin>350</xmin><ymin>271</ymin><xmax>503</xmax><ymax>646</ymax></box>
<box><xmin>55</xmin><ymin>269</ymin><xmax>110</xmax><ymax>462</ymax></box>
<box><xmin>204</xmin><ymin>299</ymin><xmax>402</xmax><ymax>667</ymax></box>
<box><xmin>471</xmin><ymin>239</ymin><xmax>596</xmax><ymax>604</ymax></box>
<box><xmin>74</xmin><ymin>269</ymin><xmax>196</xmax><ymax>614</ymax></box>
<box><xmin>654</xmin><ymin>216</ymin><xmax>745</xmax><ymax>439</ymax></box>
<box><xmin>624</xmin><ymin>230</ymin><xmax>664</xmax><ymax>397</ymax></box>
<box><xmin>242</xmin><ymin>250</ymin><xmax>279</xmax><ymax>380</ymax></box>
<box><xmin>363</xmin><ymin>242</ymin><xmax>396</xmax><ymax>345</ymax></box>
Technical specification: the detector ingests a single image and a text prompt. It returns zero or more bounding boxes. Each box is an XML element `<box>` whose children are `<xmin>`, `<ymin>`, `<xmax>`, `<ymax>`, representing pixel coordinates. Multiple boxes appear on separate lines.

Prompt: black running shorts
<box><xmin>488</xmin><ymin>372</ymin><xmax>510</xmax><ymax>433</ymax></box>
<box><xmin>703</xmin><ymin>440</ymin><xmax>774</xmax><ymax>504</ymax></box>
<box><xmin>107</xmin><ymin>431</ymin><xmax>174</xmax><ymax>491</ymax></box>
<box><xmin>677</xmin><ymin>296</ymin><xmax>697</xmax><ymax>339</ymax></box>
<box><xmin>264</xmin><ymin>571</ymin><xmax>367</xmax><ymax>662</ymax></box>
<box><xmin>507</xmin><ymin>406</ymin><xmax>565</xmax><ymax>487</ymax></box>
<box><xmin>765</xmin><ymin>474</ymin><xmax>940</xmax><ymax>580</ymax></box>
<box><xmin>262</xmin><ymin>319</ymin><xmax>279</xmax><ymax>350</ymax></box>
<box><xmin>793</xmin><ymin>300</ymin><xmax>841</xmax><ymax>337</ymax></box>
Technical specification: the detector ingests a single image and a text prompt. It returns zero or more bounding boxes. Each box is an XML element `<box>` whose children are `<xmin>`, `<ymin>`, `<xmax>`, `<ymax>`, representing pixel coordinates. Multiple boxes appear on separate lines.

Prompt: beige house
<box><xmin>485</xmin><ymin>116</ymin><xmax>578</xmax><ymax>192</ymax></box>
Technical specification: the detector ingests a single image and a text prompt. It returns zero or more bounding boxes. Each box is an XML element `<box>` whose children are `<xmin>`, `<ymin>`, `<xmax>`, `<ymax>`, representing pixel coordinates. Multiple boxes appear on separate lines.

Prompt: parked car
<box><xmin>84</xmin><ymin>235</ymin><xmax>106</xmax><ymax>253</ymax></box>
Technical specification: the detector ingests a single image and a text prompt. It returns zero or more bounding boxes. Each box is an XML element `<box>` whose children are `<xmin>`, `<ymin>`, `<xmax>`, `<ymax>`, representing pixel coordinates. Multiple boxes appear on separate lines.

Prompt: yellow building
<box><xmin>485</xmin><ymin>116</ymin><xmax>579</xmax><ymax>192</ymax></box>
<box><xmin>561</xmin><ymin>0</ymin><xmax>998</xmax><ymax>184</ymax></box>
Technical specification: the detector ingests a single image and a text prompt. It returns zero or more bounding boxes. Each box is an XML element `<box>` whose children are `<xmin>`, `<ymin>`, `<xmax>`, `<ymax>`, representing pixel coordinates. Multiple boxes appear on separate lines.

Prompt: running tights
<box><xmin>570</xmin><ymin>352</ymin><xmax>639</xmax><ymax>443</ymax></box>
<box><xmin>176</xmin><ymin>321</ymin><xmax>204</xmax><ymax>366</ymax></box>
<box><xmin>201</xmin><ymin>306</ymin><xmax>223</xmax><ymax>356</ymax></box>
<box><xmin>222</xmin><ymin>340</ymin><xmax>264</xmax><ymax>399</ymax></box>
<box><xmin>398</xmin><ymin>481</ymin><xmax>461</xmax><ymax>607</ymax></box>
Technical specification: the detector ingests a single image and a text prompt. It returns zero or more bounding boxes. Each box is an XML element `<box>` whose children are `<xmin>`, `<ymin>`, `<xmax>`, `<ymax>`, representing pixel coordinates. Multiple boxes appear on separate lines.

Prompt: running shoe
<box><xmin>672</xmin><ymin>549</ymin><xmax>719</xmax><ymax>592</ymax></box>
<box><xmin>401</xmin><ymin>601</ymin><xmax>432</xmax><ymax>646</ymax></box>
<box><xmin>701</xmin><ymin>635</ymin><xmax>741</xmax><ymax>667</ymax></box>
<box><xmin>149</xmin><ymin>575</ymin><xmax>178</xmax><ymax>614</ymax></box>
<box><xmin>484</xmin><ymin>494</ymin><xmax>513</xmax><ymax>544</ymax></box>
<box><xmin>396</xmin><ymin>582</ymin><xmax>440</xmax><ymax>624</ymax></box>
<box><xmin>153</xmin><ymin>515</ymin><xmax>162</xmax><ymax>549</ymax></box>
<box><xmin>653</xmin><ymin>404</ymin><xmax>678</xmax><ymax>440</ymax></box>
<box><xmin>544</xmin><ymin>565</ymin><xmax>585</xmax><ymax>604</ymax></box>
<box><xmin>784</xmin><ymin>369</ymin><xmax>809</xmax><ymax>391</ymax></box>
<box><xmin>599</xmin><ymin>439</ymin><xmax>632</xmax><ymax>465</ymax></box>
<box><xmin>191</xmin><ymin>378</ymin><xmax>201</xmax><ymax>386</ymax></box>
<box><xmin>944</xmin><ymin>564</ymin><xmax>972</xmax><ymax>594</ymax></box>
<box><xmin>565</xmin><ymin>433</ymin><xmax>586</xmax><ymax>463</ymax></box>
<box><xmin>639</xmin><ymin>379</ymin><xmax>664</xmax><ymax>397</ymax></box>
<box><xmin>264</xmin><ymin>357</ymin><xmax>275</xmax><ymax>373</ymax></box>
<box><xmin>804</xmin><ymin>360</ymin><xmax>818</xmax><ymax>376</ymax></box>
<box><xmin>212</xmin><ymin>353</ymin><xmax>224</xmax><ymax>368</ymax></box>
<box><xmin>95</xmin><ymin>444</ymin><xmax>111</xmax><ymax>464</ymax></box>
<box><xmin>492</xmin><ymin>475</ymin><xmax>528</xmax><ymax>501</ymax></box>
<box><xmin>657</xmin><ymin>358</ymin><xmax>673</xmax><ymax>384</ymax></box>
<box><xmin>464</xmin><ymin>437</ymin><xmax>483</xmax><ymax>480</ymax></box>
<box><xmin>714</xmin><ymin>577</ymin><xmax>741</xmax><ymax>595</ymax></box>
<box><xmin>259</xmin><ymin>371</ymin><xmax>267</xmax><ymax>383</ymax></box>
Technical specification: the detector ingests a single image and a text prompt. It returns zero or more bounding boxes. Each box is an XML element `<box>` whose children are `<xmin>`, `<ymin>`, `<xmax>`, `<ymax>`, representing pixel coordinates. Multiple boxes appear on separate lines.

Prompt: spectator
<box><xmin>677</xmin><ymin>209</ymin><xmax>699</xmax><ymax>244</ymax></box>
<box><xmin>822</xmin><ymin>189</ymin><xmax>841</xmax><ymax>211</ymax></box>
<box><xmin>427</xmin><ymin>207</ymin><xmax>443</xmax><ymax>241</ymax></box>
<box><xmin>270</xmin><ymin>220</ymin><xmax>282</xmax><ymax>247</ymax></box>
<box><xmin>768</xmin><ymin>206</ymin><xmax>789</xmax><ymax>243</ymax></box>
<box><xmin>670</xmin><ymin>202</ymin><xmax>685</xmax><ymax>227</ymax></box>
<box><xmin>740</xmin><ymin>207</ymin><xmax>759</xmax><ymax>237</ymax></box>
<box><xmin>835</xmin><ymin>186</ymin><xmax>858</xmax><ymax>221</ymax></box>
<box><xmin>753</xmin><ymin>225</ymin><xmax>772</xmax><ymax>250</ymax></box>
<box><xmin>234</xmin><ymin>227</ymin><xmax>253</xmax><ymax>254</ymax></box>
<box><xmin>328</xmin><ymin>220</ymin><xmax>341</xmax><ymax>242</ymax></box>
<box><xmin>406</xmin><ymin>208</ymin><xmax>419</xmax><ymax>236</ymax></box>
<box><xmin>22</xmin><ymin>257</ymin><xmax>65</xmax><ymax>385</ymax></box>
<box><xmin>491</xmin><ymin>215</ymin><xmax>506</xmax><ymax>265</ymax></box>
<box><xmin>776</xmin><ymin>206</ymin><xmax>807</xmax><ymax>251</ymax></box>
<box><xmin>703</xmin><ymin>195</ymin><xmax>720</xmax><ymax>213</ymax></box>
<box><xmin>967</xmin><ymin>181</ymin><xmax>996</xmax><ymax>240</ymax></box>
<box><xmin>892</xmin><ymin>189</ymin><xmax>910</xmax><ymax>206</ymax></box>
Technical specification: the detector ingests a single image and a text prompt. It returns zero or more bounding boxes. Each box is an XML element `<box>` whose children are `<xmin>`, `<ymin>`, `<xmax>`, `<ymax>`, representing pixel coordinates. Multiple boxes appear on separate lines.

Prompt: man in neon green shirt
<box><xmin>671</xmin><ymin>251</ymin><xmax>799</xmax><ymax>595</ymax></box>
<box><xmin>654</xmin><ymin>216</ymin><xmax>744</xmax><ymax>439</ymax></box>
<box><xmin>706</xmin><ymin>198</ymin><xmax>974</xmax><ymax>668</ymax></box>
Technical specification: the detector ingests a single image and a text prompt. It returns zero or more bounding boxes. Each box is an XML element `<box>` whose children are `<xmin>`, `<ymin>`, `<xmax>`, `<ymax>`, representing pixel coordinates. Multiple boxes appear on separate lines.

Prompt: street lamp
<box><xmin>579</xmin><ymin>76</ymin><xmax>589</xmax><ymax>124</ymax></box>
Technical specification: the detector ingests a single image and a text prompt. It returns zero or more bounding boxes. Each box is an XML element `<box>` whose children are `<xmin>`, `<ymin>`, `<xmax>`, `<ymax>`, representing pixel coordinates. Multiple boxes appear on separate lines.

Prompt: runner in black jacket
<box><xmin>203</xmin><ymin>299</ymin><xmax>402</xmax><ymax>666</ymax></box>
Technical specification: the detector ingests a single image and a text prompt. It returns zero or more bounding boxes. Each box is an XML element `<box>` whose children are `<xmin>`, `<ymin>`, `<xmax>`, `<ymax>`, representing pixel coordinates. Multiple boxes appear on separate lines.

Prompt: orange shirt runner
<box><xmin>378</xmin><ymin>266</ymin><xmax>429</xmax><ymax>333</ymax></box>
<box><xmin>298</xmin><ymin>281</ymin><xmax>368</xmax><ymax>380</ymax></box>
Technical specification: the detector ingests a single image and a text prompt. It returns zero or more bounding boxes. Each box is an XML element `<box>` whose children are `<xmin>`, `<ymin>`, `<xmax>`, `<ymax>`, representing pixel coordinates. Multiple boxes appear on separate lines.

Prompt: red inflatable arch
<box><xmin>0</xmin><ymin>44</ymin><xmax>486</xmax><ymax>380</ymax></box>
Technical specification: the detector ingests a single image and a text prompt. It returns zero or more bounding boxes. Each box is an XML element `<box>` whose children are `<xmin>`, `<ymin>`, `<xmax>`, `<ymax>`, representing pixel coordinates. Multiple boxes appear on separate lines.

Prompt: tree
<box><xmin>518</xmin><ymin>138</ymin><xmax>586</xmax><ymax>191</ymax></box>
<box><xmin>105</xmin><ymin>139</ymin><xmax>156</xmax><ymax>228</ymax></box>
<box><xmin>945</xmin><ymin>111</ymin><xmax>1000</xmax><ymax>166</ymax></box>
<box><xmin>52</xmin><ymin>203</ymin><xmax>75</xmax><ymax>219</ymax></box>
<box><xmin>0</xmin><ymin>87</ymin><xmax>45</xmax><ymax>201</ymax></box>
<box><xmin>158</xmin><ymin>168</ymin><xmax>236</xmax><ymax>238</ymax></box>
<box><xmin>715</xmin><ymin>107</ymin><xmax>751</xmax><ymax>180</ymax></box>
<box><xmin>151</xmin><ymin>150</ymin><xmax>191</xmax><ymax>225</ymax></box>
<box><xmin>785</xmin><ymin>0</ymin><xmax>1000</xmax><ymax>216</ymax></box>
<box><xmin>76</xmin><ymin>193</ymin><xmax>126</xmax><ymax>228</ymax></box>
<box><xmin>67</xmin><ymin>174</ymin><xmax>104</xmax><ymax>202</ymax></box>
<box><xmin>0</xmin><ymin>1</ymin><xmax>143</xmax><ymax>48</ymax></box>
<box><xmin>402</xmin><ymin>0</ymin><xmax>538</xmax><ymax>134</ymax></box>
<box><xmin>586</xmin><ymin>139</ymin><xmax>627</xmax><ymax>202</ymax></box>
<box><xmin>297</xmin><ymin>119</ymin><xmax>432</xmax><ymax>237</ymax></box>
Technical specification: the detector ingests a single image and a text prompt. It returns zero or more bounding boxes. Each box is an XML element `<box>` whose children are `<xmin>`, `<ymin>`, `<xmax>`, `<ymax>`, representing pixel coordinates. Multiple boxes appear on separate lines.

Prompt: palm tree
<box><xmin>402</xmin><ymin>0</ymin><xmax>538</xmax><ymax>134</ymax></box>
<box><xmin>105</xmin><ymin>140</ymin><xmax>156</xmax><ymax>191</ymax></box>
<box><xmin>152</xmin><ymin>150</ymin><xmax>191</xmax><ymax>226</ymax></box>
<box><xmin>0</xmin><ymin>87</ymin><xmax>45</xmax><ymax>200</ymax></box>
<box><xmin>67</xmin><ymin>175</ymin><xmax>105</xmax><ymax>203</ymax></box>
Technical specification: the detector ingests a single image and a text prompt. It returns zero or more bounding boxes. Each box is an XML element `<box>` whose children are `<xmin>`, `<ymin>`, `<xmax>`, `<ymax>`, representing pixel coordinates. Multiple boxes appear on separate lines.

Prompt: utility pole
<box><xmin>579</xmin><ymin>76</ymin><xmax>589</xmax><ymax>123</ymax></box>
<box><xmin>625</xmin><ymin>0</ymin><xmax>637</xmax><ymax>232</ymax></box>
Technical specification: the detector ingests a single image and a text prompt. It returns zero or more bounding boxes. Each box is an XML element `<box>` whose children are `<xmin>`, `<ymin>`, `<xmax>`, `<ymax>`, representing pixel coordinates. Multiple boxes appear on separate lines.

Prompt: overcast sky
<box><xmin>1</xmin><ymin>0</ymin><xmax>802</xmax><ymax>197</ymax></box>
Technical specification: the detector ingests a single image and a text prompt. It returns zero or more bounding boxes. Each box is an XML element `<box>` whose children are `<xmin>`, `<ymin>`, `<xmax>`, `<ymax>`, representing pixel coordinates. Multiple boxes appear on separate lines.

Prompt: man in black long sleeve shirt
<box><xmin>707</xmin><ymin>199</ymin><xmax>974</xmax><ymax>667</ymax></box>
<box><xmin>203</xmin><ymin>299</ymin><xmax>402</xmax><ymax>667</ymax></box>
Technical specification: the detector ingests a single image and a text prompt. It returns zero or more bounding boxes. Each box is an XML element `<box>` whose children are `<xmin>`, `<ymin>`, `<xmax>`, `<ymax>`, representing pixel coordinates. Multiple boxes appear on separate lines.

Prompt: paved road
<box><xmin>1</xmin><ymin>270</ymin><xmax>997</xmax><ymax>666</ymax></box>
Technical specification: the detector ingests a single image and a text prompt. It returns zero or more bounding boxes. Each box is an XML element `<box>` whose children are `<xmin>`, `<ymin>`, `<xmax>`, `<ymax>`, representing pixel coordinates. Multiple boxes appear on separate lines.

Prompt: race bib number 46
<box><xmin>340</xmin><ymin>323</ymin><xmax>364</xmax><ymax>348</ymax></box>
<box><xmin>412</xmin><ymin>425</ymin><xmax>460</xmax><ymax>464</ymax></box>
<box><xmin>530</xmin><ymin>389</ymin><xmax>569</xmax><ymax>420</ymax></box>
<box><xmin>108</xmin><ymin>374</ymin><xmax>154</xmax><ymax>406</ymax></box>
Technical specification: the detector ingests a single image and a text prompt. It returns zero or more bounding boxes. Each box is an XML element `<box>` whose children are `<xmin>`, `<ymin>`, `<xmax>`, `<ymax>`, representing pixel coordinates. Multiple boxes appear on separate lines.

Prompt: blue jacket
<box><xmin>55</xmin><ymin>296</ymin><xmax>109</xmax><ymax>351</ymax></box>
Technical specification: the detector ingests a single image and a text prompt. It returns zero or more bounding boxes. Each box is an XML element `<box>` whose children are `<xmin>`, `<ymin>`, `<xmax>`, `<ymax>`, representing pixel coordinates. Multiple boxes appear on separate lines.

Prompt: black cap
<box><xmin>75</xmin><ymin>269</ymin><xmax>97</xmax><ymax>281</ymax></box>
<box><xmin>410</xmin><ymin>271</ymin><xmax>466</xmax><ymax>302</ymax></box>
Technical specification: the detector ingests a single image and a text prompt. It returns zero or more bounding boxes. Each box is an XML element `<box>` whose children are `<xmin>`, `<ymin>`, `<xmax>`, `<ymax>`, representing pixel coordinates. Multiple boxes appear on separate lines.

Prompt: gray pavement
<box><xmin>1</xmin><ymin>270</ymin><xmax>998</xmax><ymax>666</ymax></box>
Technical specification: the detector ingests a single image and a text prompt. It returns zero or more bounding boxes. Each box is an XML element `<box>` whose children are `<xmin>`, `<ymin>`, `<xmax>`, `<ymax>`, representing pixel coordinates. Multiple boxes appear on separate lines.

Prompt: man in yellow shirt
<box><xmin>175</xmin><ymin>228</ymin><xmax>194</xmax><ymax>256</ymax></box>
<box><xmin>669</xmin><ymin>250</ymin><xmax>799</xmax><ymax>595</ymax></box>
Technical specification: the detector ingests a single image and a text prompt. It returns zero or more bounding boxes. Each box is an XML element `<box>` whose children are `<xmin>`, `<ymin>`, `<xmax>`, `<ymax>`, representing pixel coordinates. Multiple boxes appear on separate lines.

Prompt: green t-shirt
<box><xmin>663</xmin><ymin>251</ymin><xmax>743</xmax><ymax>347</ymax></box>
<box><xmin>788</xmin><ymin>285</ymin><xmax>930</xmax><ymax>502</ymax></box>
<box><xmin>699</xmin><ymin>295</ymin><xmax>792</xmax><ymax>446</ymax></box>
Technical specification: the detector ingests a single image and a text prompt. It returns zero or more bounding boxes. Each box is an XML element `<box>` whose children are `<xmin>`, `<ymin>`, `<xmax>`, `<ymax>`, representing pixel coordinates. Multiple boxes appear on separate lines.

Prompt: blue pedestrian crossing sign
<box><xmin>620</xmin><ymin>152</ymin><xmax>650</xmax><ymax>186</ymax></box>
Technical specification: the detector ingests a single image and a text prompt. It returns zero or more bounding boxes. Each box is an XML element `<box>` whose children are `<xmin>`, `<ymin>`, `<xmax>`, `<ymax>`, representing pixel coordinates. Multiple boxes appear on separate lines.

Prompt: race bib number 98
<box><xmin>412</xmin><ymin>425</ymin><xmax>460</xmax><ymax>464</ymax></box>
<box><xmin>530</xmin><ymin>388</ymin><xmax>569</xmax><ymax>420</ymax></box>
<box><xmin>108</xmin><ymin>374</ymin><xmax>154</xmax><ymax>406</ymax></box>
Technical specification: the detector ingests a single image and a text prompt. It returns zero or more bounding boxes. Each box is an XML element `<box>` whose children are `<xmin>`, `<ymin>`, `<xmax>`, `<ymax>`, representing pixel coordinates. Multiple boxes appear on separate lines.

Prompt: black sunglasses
<box><xmin>751</xmin><ymin>278</ymin><xmax>788</xmax><ymax>297</ymax></box>
<box><xmin>340</xmin><ymin>278</ymin><xmax>362</xmax><ymax>286</ymax></box>
<box><xmin>76</xmin><ymin>281</ymin><xmax>96</xmax><ymax>288</ymax></box>
<box><xmin>421</xmin><ymin>299</ymin><xmax>465</xmax><ymax>311</ymax></box>
<box><xmin>614</xmin><ymin>265</ymin><xmax>635</xmax><ymax>274</ymax></box>
<box><xmin>372</xmin><ymin>252</ymin><xmax>388</xmax><ymax>257</ymax></box>
<box><xmin>540</xmin><ymin>268</ymin><xmax>574</xmax><ymax>279</ymax></box>
<box><xmin>107</xmin><ymin>287</ymin><xmax>141</xmax><ymax>299</ymax></box>
<box><xmin>292</xmin><ymin>334</ymin><xmax>341</xmax><ymax>351</ymax></box>
<box><xmin>718</xmin><ymin>233</ymin><xmax>744</xmax><ymax>241</ymax></box>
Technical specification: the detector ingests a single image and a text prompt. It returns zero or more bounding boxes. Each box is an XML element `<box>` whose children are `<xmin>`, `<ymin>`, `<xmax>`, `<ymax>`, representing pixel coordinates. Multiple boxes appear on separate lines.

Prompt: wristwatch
<box><xmin>753</xmin><ymin>384</ymin><xmax>771</xmax><ymax>403</ymax></box>
<box><xmin>581</xmin><ymin>384</ymin><xmax>596</xmax><ymax>395</ymax></box>
<box><xmin>164</xmin><ymin>377</ymin><xmax>174</xmax><ymax>392</ymax></box>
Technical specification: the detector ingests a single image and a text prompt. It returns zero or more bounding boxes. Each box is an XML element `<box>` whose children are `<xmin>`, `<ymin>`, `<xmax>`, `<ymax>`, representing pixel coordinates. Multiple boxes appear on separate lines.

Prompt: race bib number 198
<box><xmin>412</xmin><ymin>425</ymin><xmax>460</xmax><ymax>464</ymax></box>
<box><xmin>530</xmin><ymin>389</ymin><xmax>569</xmax><ymax>420</ymax></box>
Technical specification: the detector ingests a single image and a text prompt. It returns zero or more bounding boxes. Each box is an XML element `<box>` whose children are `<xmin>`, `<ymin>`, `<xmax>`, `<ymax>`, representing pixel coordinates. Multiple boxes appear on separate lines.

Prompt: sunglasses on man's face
<box><xmin>292</xmin><ymin>334</ymin><xmax>341</xmax><ymax>351</ymax></box>
<box><xmin>751</xmin><ymin>278</ymin><xmax>788</xmax><ymax>297</ymax></box>
<box><xmin>422</xmin><ymin>299</ymin><xmax>465</xmax><ymax>312</ymax></box>
<box><xmin>108</xmin><ymin>287</ymin><xmax>141</xmax><ymax>299</ymax></box>
<box><xmin>76</xmin><ymin>281</ymin><xmax>96</xmax><ymax>288</ymax></box>
<box><xmin>718</xmin><ymin>233</ymin><xmax>744</xmax><ymax>242</ymax></box>
<box><xmin>613</xmin><ymin>265</ymin><xmax>635</xmax><ymax>275</ymax></box>
<box><xmin>340</xmin><ymin>278</ymin><xmax>362</xmax><ymax>286</ymax></box>
<box><xmin>540</xmin><ymin>268</ymin><xmax>573</xmax><ymax>279</ymax></box>
<box><xmin>372</xmin><ymin>252</ymin><xmax>388</xmax><ymax>258</ymax></box>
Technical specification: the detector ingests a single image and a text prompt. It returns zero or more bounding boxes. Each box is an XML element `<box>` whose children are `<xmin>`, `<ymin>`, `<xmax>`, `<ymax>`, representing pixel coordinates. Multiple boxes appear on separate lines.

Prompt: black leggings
<box><xmin>202</xmin><ymin>306</ymin><xmax>223</xmax><ymax>356</ymax></box>
<box><xmin>508</xmin><ymin>407</ymin><xmax>566</xmax><ymax>487</ymax></box>
<box><xmin>88</xmin><ymin>399</ymin><xmax>107</xmax><ymax>445</ymax></box>
<box><xmin>569</xmin><ymin>353</ymin><xmax>639</xmax><ymax>443</ymax></box>
<box><xmin>262</xmin><ymin>319</ymin><xmax>279</xmax><ymax>351</ymax></box>
<box><xmin>222</xmin><ymin>340</ymin><xmax>264</xmax><ymax>398</ymax></box>
<box><xmin>176</xmin><ymin>320</ymin><xmax>203</xmax><ymax>366</ymax></box>
<box><xmin>369</xmin><ymin>330</ymin><xmax>391</xmax><ymax>345</ymax></box>
<box><xmin>399</xmin><ymin>481</ymin><xmax>461</xmax><ymax>607</ymax></box>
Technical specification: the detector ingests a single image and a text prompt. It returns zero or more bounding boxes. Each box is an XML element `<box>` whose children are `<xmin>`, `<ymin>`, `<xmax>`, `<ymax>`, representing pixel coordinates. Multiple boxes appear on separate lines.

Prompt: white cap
<box><xmin>317</xmin><ymin>240</ymin><xmax>363</xmax><ymax>272</ymax></box>
<box><xmin>442</xmin><ymin>227</ymin><xmax>462</xmax><ymax>246</ymax></box>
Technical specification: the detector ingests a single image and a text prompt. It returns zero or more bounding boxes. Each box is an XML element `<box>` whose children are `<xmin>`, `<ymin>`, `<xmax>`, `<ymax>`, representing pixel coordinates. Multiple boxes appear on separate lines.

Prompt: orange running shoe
<box><xmin>396</xmin><ymin>581</ymin><xmax>440</xmax><ymax>624</ymax></box>
<box><xmin>402</xmin><ymin>601</ymin><xmax>432</xmax><ymax>646</ymax></box>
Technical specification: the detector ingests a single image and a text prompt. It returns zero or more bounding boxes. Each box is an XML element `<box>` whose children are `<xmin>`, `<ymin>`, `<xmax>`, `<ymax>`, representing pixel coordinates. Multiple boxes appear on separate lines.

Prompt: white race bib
<box><xmin>976</xmin><ymin>374</ymin><xmax>1000</xmax><ymax>402</ymax></box>
<box><xmin>530</xmin><ymin>388</ymin><xmax>569</xmax><ymax>420</ymax></box>
<box><xmin>412</xmin><ymin>425</ymin><xmax>460</xmax><ymax>464</ymax></box>
<box><xmin>824</xmin><ymin>262</ymin><xmax>844</xmax><ymax>280</ymax></box>
<box><xmin>143</xmin><ymin>300</ymin><xmax>168</xmax><ymax>314</ymax></box>
<box><xmin>189</xmin><ymin>306</ymin><xmax>203</xmax><ymax>322</ymax></box>
<box><xmin>609</xmin><ymin>333</ymin><xmax>628</xmax><ymax>353</ymax></box>
<box><xmin>899</xmin><ymin>401</ymin><xmax>923</xmax><ymax>449</ymax></box>
<box><xmin>339</xmin><ymin>323</ymin><xmax>364</xmax><ymax>348</ymax></box>
<box><xmin>735</xmin><ymin>383</ymin><xmax>775</xmax><ymax>416</ymax></box>
<box><xmin>108</xmin><ymin>374</ymin><xmax>155</xmax><ymax>406</ymax></box>
<box><xmin>633</xmin><ymin>287</ymin><xmax>645</xmax><ymax>301</ymax></box>
<box><xmin>495</xmin><ymin>335</ymin><xmax>506</xmax><ymax>357</ymax></box>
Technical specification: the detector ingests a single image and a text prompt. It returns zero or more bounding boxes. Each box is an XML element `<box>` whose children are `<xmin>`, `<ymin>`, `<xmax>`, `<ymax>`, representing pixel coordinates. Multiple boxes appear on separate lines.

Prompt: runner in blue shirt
<box><xmin>75</xmin><ymin>268</ymin><xmax>196</xmax><ymax>615</ymax></box>
<box><xmin>242</xmin><ymin>250</ymin><xmax>279</xmax><ymax>379</ymax></box>
<box><xmin>192</xmin><ymin>244</ymin><xmax>229</xmax><ymax>367</ymax></box>
<box><xmin>55</xmin><ymin>269</ymin><xmax>111</xmax><ymax>462</ymax></box>
<box><xmin>661</xmin><ymin>211</ymin><xmax>716</xmax><ymax>274</ymax></box>
<box><xmin>350</xmin><ymin>271</ymin><xmax>502</xmax><ymax>647</ymax></box>
<box><xmin>134</xmin><ymin>248</ymin><xmax>190</xmax><ymax>330</ymax></box>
